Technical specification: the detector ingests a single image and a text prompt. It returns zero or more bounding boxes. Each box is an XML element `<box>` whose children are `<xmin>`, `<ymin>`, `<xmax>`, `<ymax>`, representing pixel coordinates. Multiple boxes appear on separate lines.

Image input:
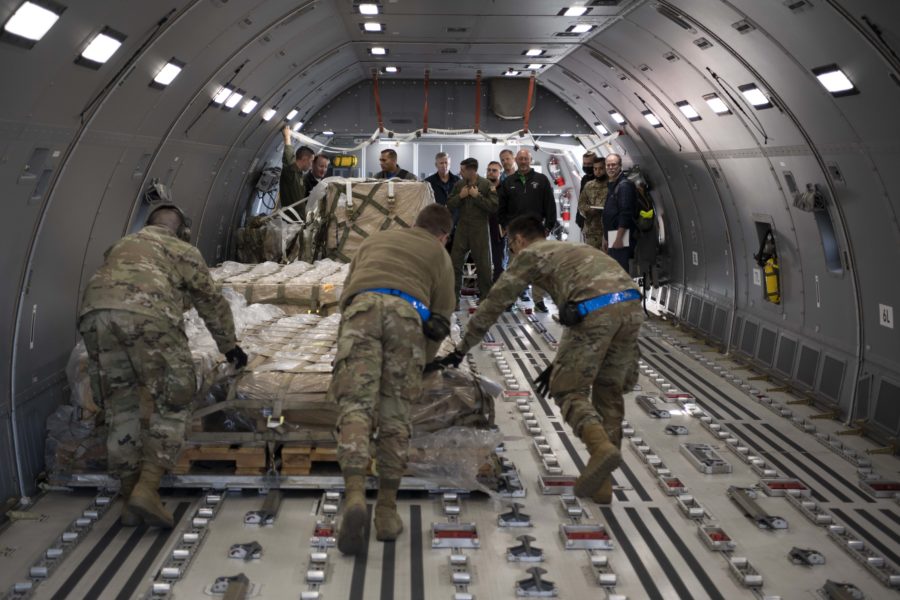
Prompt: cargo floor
<box><xmin>2</xmin><ymin>309</ymin><xmax>898</xmax><ymax>599</ymax></box>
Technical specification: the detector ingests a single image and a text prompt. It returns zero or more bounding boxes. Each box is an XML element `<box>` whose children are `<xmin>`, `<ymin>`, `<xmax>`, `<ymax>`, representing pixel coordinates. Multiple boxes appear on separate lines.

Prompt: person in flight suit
<box><xmin>434</xmin><ymin>215</ymin><xmax>643</xmax><ymax>503</ymax></box>
<box><xmin>280</xmin><ymin>125</ymin><xmax>315</xmax><ymax>209</ymax></box>
<box><xmin>331</xmin><ymin>204</ymin><xmax>455</xmax><ymax>555</ymax></box>
<box><xmin>447</xmin><ymin>157</ymin><xmax>499</xmax><ymax>303</ymax></box>
<box><xmin>78</xmin><ymin>204</ymin><xmax>247</xmax><ymax>528</ymax></box>
<box><xmin>578</xmin><ymin>155</ymin><xmax>609</xmax><ymax>250</ymax></box>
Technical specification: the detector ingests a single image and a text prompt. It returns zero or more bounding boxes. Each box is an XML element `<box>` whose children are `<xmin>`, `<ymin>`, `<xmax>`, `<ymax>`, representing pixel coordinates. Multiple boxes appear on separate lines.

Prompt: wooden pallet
<box><xmin>173</xmin><ymin>443</ymin><xmax>268</xmax><ymax>475</ymax></box>
<box><xmin>277</xmin><ymin>444</ymin><xmax>339</xmax><ymax>475</ymax></box>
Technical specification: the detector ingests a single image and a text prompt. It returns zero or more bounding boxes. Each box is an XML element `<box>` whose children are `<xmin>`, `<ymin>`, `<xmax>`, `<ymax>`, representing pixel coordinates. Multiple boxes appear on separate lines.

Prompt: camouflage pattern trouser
<box><xmin>330</xmin><ymin>293</ymin><xmax>426</xmax><ymax>480</ymax></box>
<box><xmin>583</xmin><ymin>228</ymin><xmax>604</xmax><ymax>251</ymax></box>
<box><xmin>451</xmin><ymin>223</ymin><xmax>494</xmax><ymax>300</ymax></box>
<box><xmin>549</xmin><ymin>300</ymin><xmax>644</xmax><ymax>445</ymax></box>
<box><xmin>78</xmin><ymin>310</ymin><xmax>196</xmax><ymax>476</ymax></box>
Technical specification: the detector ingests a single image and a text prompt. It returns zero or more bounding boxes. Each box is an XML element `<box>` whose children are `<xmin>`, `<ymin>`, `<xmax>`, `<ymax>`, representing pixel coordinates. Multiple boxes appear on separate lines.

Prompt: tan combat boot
<box><xmin>573</xmin><ymin>422</ymin><xmax>622</xmax><ymax>499</ymax></box>
<box><xmin>338</xmin><ymin>471</ymin><xmax>369</xmax><ymax>555</ymax></box>
<box><xmin>374</xmin><ymin>479</ymin><xmax>403</xmax><ymax>541</ymax></box>
<box><xmin>119</xmin><ymin>472</ymin><xmax>141</xmax><ymax>526</ymax></box>
<box><xmin>591</xmin><ymin>478</ymin><xmax>614</xmax><ymax>504</ymax></box>
<box><xmin>127</xmin><ymin>463</ymin><xmax>174</xmax><ymax>528</ymax></box>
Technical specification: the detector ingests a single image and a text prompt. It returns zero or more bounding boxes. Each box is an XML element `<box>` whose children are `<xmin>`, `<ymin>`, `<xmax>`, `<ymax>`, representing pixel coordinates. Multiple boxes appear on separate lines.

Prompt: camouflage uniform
<box><xmin>78</xmin><ymin>225</ymin><xmax>237</xmax><ymax>477</ymax></box>
<box><xmin>459</xmin><ymin>240</ymin><xmax>642</xmax><ymax>440</ymax></box>
<box><xmin>578</xmin><ymin>178</ymin><xmax>608</xmax><ymax>250</ymax></box>
<box><xmin>447</xmin><ymin>175</ymin><xmax>499</xmax><ymax>299</ymax></box>
<box><xmin>280</xmin><ymin>144</ymin><xmax>308</xmax><ymax>209</ymax></box>
<box><xmin>332</xmin><ymin>227</ymin><xmax>455</xmax><ymax>479</ymax></box>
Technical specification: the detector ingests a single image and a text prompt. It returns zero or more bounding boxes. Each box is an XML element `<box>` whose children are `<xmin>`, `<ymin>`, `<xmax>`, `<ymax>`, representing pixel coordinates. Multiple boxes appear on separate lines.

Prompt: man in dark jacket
<box><xmin>424</xmin><ymin>152</ymin><xmax>461</xmax><ymax>250</ymax></box>
<box><xmin>303</xmin><ymin>154</ymin><xmax>330</xmax><ymax>193</ymax></box>
<box><xmin>498</xmin><ymin>149</ymin><xmax>557</xmax><ymax>311</ymax></box>
<box><xmin>602</xmin><ymin>153</ymin><xmax>637</xmax><ymax>272</ymax></box>
<box><xmin>374</xmin><ymin>148</ymin><xmax>416</xmax><ymax>180</ymax></box>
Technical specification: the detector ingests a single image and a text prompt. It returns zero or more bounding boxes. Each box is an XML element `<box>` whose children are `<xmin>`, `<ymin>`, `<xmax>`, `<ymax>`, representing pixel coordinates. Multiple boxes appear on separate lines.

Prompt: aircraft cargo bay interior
<box><xmin>0</xmin><ymin>1</ymin><xmax>898</xmax><ymax>599</ymax></box>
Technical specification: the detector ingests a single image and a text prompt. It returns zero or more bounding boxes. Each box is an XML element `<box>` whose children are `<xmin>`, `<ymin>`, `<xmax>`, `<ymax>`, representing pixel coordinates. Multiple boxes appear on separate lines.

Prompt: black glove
<box><xmin>437</xmin><ymin>350</ymin><xmax>464</xmax><ymax>369</ymax></box>
<box><xmin>534</xmin><ymin>365</ymin><xmax>552</xmax><ymax>398</ymax></box>
<box><xmin>423</xmin><ymin>360</ymin><xmax>444</xmax><ymax>374</ymax></box>
<box><xmin>225</xmin><ymin>345</ymin><xmax>248</xmax><ymax>370</ymax></box>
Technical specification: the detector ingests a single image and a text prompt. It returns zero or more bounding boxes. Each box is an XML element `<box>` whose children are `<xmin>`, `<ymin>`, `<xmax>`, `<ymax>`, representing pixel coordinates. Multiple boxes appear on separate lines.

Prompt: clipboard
<box><xmin>607</xmin><ymin>230</ymin><xmax>630</xmax><ymax>247</ymax></box>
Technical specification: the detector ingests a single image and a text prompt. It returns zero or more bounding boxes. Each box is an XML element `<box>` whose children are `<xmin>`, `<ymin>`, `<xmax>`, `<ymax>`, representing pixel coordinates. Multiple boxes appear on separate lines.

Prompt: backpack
<box><xmin>626</xmin><ymin>166</ymin><xmax>655</xmax><ymax>233</ymax></box>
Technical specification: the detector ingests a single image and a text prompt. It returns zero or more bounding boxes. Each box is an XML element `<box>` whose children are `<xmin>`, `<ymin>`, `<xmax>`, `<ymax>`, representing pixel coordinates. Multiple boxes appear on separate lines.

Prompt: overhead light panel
<box><xmin>262</xmin><ymin>108</ymin><xmax>277</xmax><ymax>121</ymax></box>
<box><xmin>567</xmin><ymin>24</ymin><xmax>594</xmax><ymax>34</ymax></box>
<box><xmin>609</xmin><ymin>111</ymin><xmax>626</xmax><ymax>124</ymax></box>
<box><xmin>642</xmin><ymin>110</ymin><xmax>663</xmax><ymax>128</ymax></box>
<box><xmin>78</xmin><ymin>28</ymin><xmax>125</xmax><ymax>66</ymax></box>
<box><xmin>286</xmin><ymin>109</ymin><xmax>299</xmax><ymax>120</ymax></box>
<box><xmin>292</xmin><ymin>121</ymin><xmax>304</xmax><ymax>132</ymax></box>
<box><xmin>561</xmin><ymin>6</ymin><xmax>589</xmax><ymax>17</ymax></box>
<box><xmin>383</xmin><ymin>65</ymin><xmax>399</xmax><ymax>73</ymax></box>
<box><xmin>812</xmin><ymin>64</ymin><xmax>858</xmax><ymax>96</ymax></box>
<box><xmin>224</xmin><ymin>89</ymin><xmax>244</xmax><ymax>109</ymax></box>
<box><xmin>240</xmin><ymin>97</ymin><xmax>259</xmax><ymax>115</ymax></box>
<box><xmin>212</xmin><ymin>85</ymin><xmax>233</xmax><ymax>105</ymax></box>
<box><xmin>358</xmin><ymin>3</ymin><xmax>379</xmax><ymax>15</ymax></box>
<box><xmin>594</xmin><ymin>122</ymin><xmax>610</xmax><ymax>135</ymax></box>
<box><xmin>676</xmin><ymin>100</ymin><xmax>702</xmax><ymax>121</ymax></box>
<box><xmin>369</xmin><ymin>46</ymin><xmax>387</xmax><ymax>55</ymax></box>
<box><xmin>3</xmin><ymin>1</ymin><xmax>63</xmax><ymax>45</ymax></box>
<box><xmin>703</xmin><ymin>93</ymin><xmax>731</xmax><ymax>115</ymax></box>
<box><xmin>504</xmin><ymin>69</ymin><xmax>520</xmax><ymax>76</ymax></box>
<box><xmin>322</xmin><ymin>130</ymin><xmax>335</xmax><ymax>136</ymax></box>
<box><xmin>559</xmin><ymin>133</ymin><xmax>573</xmax><ymax>137</ymax></box>
<box><xmin>525</xmin><ymin>49</ymin><xmax>544</xmax><ymax>57</ymax></box>
<box><xmin>526</xmin><ymin>64</ymin><xmax>543</xmax><ymax>70</ymax></box>
<box><xmin>151</xmin><ymin>59</ymin><xmax>184</xmax><ymax>88</ymax></box>
<box><xmin>739</xmin><ymin>83</ymin><xmax>772</xmax><ymax>109</ymax></box>
<box><xmin>363</xmin><ymin>22</ymin><xmax>383</xmax><ymax>32</ymax></box>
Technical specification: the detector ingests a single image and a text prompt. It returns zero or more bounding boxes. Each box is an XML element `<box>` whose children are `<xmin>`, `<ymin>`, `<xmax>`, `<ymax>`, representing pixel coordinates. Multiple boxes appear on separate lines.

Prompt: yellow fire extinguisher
<box><xmin>763</xmin><ymin>257</ymin><xmax>780</xmax><ymax>304</ymax></box>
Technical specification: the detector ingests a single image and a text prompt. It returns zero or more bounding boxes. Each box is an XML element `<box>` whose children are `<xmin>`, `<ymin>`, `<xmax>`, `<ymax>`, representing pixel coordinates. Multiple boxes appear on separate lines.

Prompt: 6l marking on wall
<box><xmin>880</xmin><ymin>304</ymin><xmax>894</xmax><ymax>329</ymax></box>
<box><xmin>692</xmin><ymin>251</ymin><xmax>699</xmax><ymax>266</ymax></box>
<box><xmin>753</xmin><ymin>269</ymin><xmax>761</xmax><ymax>286</ymax></box>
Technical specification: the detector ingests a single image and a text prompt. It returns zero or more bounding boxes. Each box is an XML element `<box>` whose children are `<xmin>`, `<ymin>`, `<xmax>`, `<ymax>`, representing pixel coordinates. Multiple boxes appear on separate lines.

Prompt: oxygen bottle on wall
<box><xmin>548</xmin><ymin>156</ymin><xmax>565</xmax><ymax>187</ymax></box>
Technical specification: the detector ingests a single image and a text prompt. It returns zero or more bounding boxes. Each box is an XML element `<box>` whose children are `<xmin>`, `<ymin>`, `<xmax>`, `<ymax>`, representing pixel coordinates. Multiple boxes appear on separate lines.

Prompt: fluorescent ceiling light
<box><xmin>359</xmin><ymin>3</ymin><xmax>379</xmax><ymax>15</ymax></box>
<box><xmin>676</xmin><ymin>100</ymin><xmax>702</xmax><ymax>121</ymax></box>
<box><xmin>609</xmin><ymin>111</ymin><xmax>625</xmax><ymax>124</ymax></box>
<box><xmin>3</xmin><ymin>1</ymin><xmax>61</xmax><ymax>42</ymax></box>
<box><xmin>152</xmin><ymin>60</ymin><xmax>183</xmax><ymax>87</ymax></box>
<box><xmin>812</xmin><ymin>64</ymin><xmax>857</xmax><ymax>96</ymax></box>
<box><xmin>363</xmin><ymin>22</ymin><xmax>383</xmax><ymax>32</ymax></box>
<box><xmin>569</xmin><ymin>24</ymin><xmax>593</xmax><ymax>34</ymax></box>
<box><xmin>739</xmin><ymin>83</ymin><xmax>771</xmax><ymax>108</ymax></box>
<box><xmin>286</xmin><ymin>109</ymin><xmax>299</xmax><ymax>120</ymax></box>
<box><xmin>559</xmin><ymin>133</ymin><xmax>573</xmax><ymax>137</ymax></box>
<box><xmin>525</xmin><ymin>49</ymin><xmax>544</xmax><ymax>57</ymax></box>
<box><xmin>370</xmin><ymin>46</ymin><xmax>387</xmax><ymax>55</ymax></box>
<box><xmin>322</xmin><ymin>130</ymin><xmax>335</xmax><ymax>136</ymax></box>
<box><xmin>504</xmin><ymin>69</ymin><xmax>520</xmax><ymax>76</ymax></box>
<box><xmin>383</xmin><ymin>65</ymin><xmax>399</xmax><ymax>73</ymax></box>
<box><xmin>563</xmin><ymin>7</ymin><xmax>588</xmax><ymax>17</ymax></box>
<box><xmin>594</xmin><ymin>122</ymin><xmax>610</xmax><ymax>135</ymax></box>
<box><xmin>526</xmin><ymin>64</ymin><xmax>543</xmax><ymax>70</ymax></box>
<box><xmin>240</xmin><ymin>97</ymin><xmax>259</xmax><ymax>115</ymax></box>
<box><xmin>703</xmin><ymin>93</ymin><xmax>731</xmax><ymax>115</ymax></box>
<box><xmin>642</xmin><ymin>111</ymin><xmax>662</xmax><ymax>127</ymax></box>
<box><xmin>212</xmin><ymin>85</ymin><xmax>233</xmax><ymax>105</ymax></box>
<box><xmin>292</xmin><ymin>121</ymin><xmax>304</xmax><ymax>132</ymax></box>
<box><xmin>81</xmin><ymin>31</ymin><xmax>122</xmax><ymax>64</ymax></box>
<box><xmin>262</xmin><ymin>108</ymin><xmax>276</xmax><ymax>121</ymax></box>
<box><xmin>224</xmin><ymin>90</ymin><xmax>243</xmax><ymax>109</ymax></box>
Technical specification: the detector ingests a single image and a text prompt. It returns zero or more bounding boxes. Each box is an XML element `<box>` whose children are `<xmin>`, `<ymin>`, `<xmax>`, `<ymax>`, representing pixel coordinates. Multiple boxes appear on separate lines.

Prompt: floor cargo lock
<box><xmin>515</xmin><ymin>567</ymin><xmax>557</xmax><ymax>597</ymax></box>
<box><xmin>727</xmin><ymin>486</ymin><xmax>788</xmax><ymax>530</ymax></box>
<box><xmin>507</xmin><ymin>534</ymin><xmax>544</xmax><ymax>562</ymax></box>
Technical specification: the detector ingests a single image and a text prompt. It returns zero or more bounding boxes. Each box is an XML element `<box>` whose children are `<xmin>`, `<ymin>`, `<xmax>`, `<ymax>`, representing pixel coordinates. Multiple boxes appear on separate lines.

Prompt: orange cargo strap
<box><xmin>422</xmin><ymin>69</ymin><xmax>430</xmax><ymax>133</ymax></box>
<box><xmin>372</xmin><ymin>69</ymin><xmax>384</xmax><ymax>133</ymax></box>
<box><xmin>474</xmin><ymin>70</ymin><xmax>482</xmax><ymax>133</ymax></box>
<box><xmin>523</xmin><ymin>72</ymin><xmax>536</xmax><ymax>133</ymax></box>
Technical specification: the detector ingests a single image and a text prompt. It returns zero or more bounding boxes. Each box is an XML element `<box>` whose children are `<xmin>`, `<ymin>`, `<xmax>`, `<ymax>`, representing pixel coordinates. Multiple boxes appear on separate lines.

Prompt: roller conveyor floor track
<box><xmin>2</xmin><ymin>306</ymin><xmax>899</xmax><ymax>599</ymax></box>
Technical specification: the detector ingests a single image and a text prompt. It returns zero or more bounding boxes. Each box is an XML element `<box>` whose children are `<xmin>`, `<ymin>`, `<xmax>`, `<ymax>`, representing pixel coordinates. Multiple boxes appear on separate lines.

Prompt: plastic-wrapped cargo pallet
<box><xmin>211</xmin><ymin>259</ymin><xmax>349</xmax><ymax>315</ymax></box>
<box><xmin>306</xmin><ymin>177</ymin><xmax>435</xmax><ymax>262</ymax></box>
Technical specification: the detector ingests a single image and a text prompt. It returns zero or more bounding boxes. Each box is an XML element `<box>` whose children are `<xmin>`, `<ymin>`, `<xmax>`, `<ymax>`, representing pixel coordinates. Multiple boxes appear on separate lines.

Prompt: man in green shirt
<box><xmin>280</xmin><ymin>125</ymin><xmax>315</xmax><ymax>210</ymax></box>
